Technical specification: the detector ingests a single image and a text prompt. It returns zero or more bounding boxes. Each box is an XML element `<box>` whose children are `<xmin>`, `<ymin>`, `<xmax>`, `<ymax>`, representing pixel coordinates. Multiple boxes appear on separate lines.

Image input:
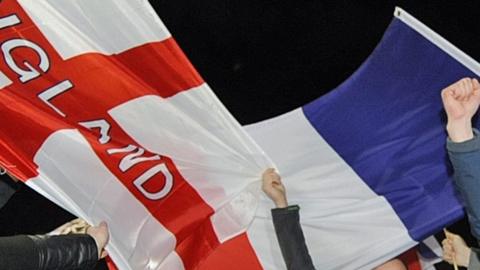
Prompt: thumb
<box><xmin>444</xmin><ymin>229</ymin><xmax>455</xmax><ymax>240</ymax></box>
<box><xmin>266</xmin><ymin>168</ymin><xmax>275</xmax><ymax>173</ymax></box>
<box><xmin>472</xmin><ymin>88</ymin><xmax>480</xmax><ymax>102</ymax></box>
<box><xmin>472</xmin><ymin>78</ymin><xmax>480</xmax><ymax>90</ymax></box>
<box><xmin>471</xmin><ymin>78</ymin><xmax>480</xmax><ymax>97</ymax></box>
<box><xmin>263</xmin><ymin>168</ymin><xmax>275</xmax><ymax>176</ymax></box>
<box><xmin>442</xmin><ymin>90</ymin><xmax>459</xmax><ymax>108</ymax></box>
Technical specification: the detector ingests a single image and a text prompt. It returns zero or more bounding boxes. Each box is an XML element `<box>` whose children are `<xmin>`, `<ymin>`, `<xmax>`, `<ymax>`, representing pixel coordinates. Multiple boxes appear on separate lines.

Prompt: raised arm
<box><xmin>441</xmin><ymin>78</ymin><xmax>480</xmax><ymax>269</ymax></box>
<box><xmin>262</xmin><ymin>168</ymin><xmax>315</xmax><ymax>270</ymax></box>
<box><xmin>442</xmin><ymin>77</ymin><xmax>480</xmax><ymax>142</ymax></box>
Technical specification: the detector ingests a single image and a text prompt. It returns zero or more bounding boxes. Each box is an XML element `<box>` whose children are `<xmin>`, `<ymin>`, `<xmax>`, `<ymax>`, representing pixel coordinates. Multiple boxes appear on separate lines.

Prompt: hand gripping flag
<box><xmin>0</xmin><ymin>2</ymin><xmax>475</xmax><ymax>270</ymax></box>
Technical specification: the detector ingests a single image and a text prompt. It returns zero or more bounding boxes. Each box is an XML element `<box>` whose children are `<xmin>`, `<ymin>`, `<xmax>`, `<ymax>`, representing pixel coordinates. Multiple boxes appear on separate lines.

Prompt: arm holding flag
<box><xmin>0</xmin><ymin>231</ymin><xmax>100</xmax><ymax>270</ymax></box>
<box><xmin>262</xmin><ymin>168</ymin><xmax>316</xmax><ymax>270</ymax></box>
<box><xmin>442</xmin><ymin>230</ymin><xmax>480</xmax><ymax>268</ymax></box>
<box><xmin>261</xmin><ymin>169</ymin><xmax>411</xmax><ymax>270</ymax></box>
<box><xmin>441</xmin><ymin>77</ymin><xmax>480</xmax><ymax>268</ymax></box>
<box><xmin>0</xmin><ymin>214</ymin><xmax>109</xmax><ymax>270</ymax></box>
<box><xmin>0</xmin><ymin>172</ymin><xmax>109</xmax><ymax>270</ymax></box>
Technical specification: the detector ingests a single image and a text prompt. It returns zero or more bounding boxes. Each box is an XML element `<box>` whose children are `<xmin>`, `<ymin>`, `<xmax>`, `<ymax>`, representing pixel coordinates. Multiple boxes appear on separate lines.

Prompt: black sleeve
<box><xmin>0</xmin><ymin>176</ymin><xmax>19</xmax><ymax>209</ymax></box>
<box><xmin>0</xmin><ymin>234</ymin><xmax>98</xmax><ymax>270</ymax></box>
<box><xmin>271</xmin><ymin>205</ymin><xmax>316</xmax><ymax>270</ymax></box>
<box><xmin>0</xmin><ymin>235</ymin><xmax>39</xmax><ymax>269</ymax></box>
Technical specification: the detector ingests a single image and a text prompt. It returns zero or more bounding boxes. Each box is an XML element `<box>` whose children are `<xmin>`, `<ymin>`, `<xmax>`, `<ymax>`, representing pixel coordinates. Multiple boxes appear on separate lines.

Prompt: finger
<box><xmin>266</xmin><ymin>175</ymin><xmax>279</xmax><ymax>185</ymax></box>
<box><xmin>444</xmin><ymin>229</ymin><xmax>456</xmax><ymax>239</ymax></box>
<box><xmin>443</xmin><ymin>254</ymin><xmax>453</xmax><ymax>263</ymax></box>
<box><xmin>442</xmin><ymin>85</ymin><xmax>459</xmax><ymax>102</ymax></box>
<box><xmin>465</xmin><ymin>78</ymin><xmax>474</xmax><ymax>101</ymax></box>
<box><xmin>443</xmin><ymin>90</ymin><xmax>457</xmax><ymax>104</ymax></box>
<box><xmin>473</xmin><ymin>78</ymin><xmax>480</xmax><ymax>90</ymax></box>
<box><xmin>262</xmin><ymin>171</ymin><xmax>276</xmax><ymax>185</ymax></box>
<box><xmin>460</xmin><ymin>78</ymin><xmax>469</xmax><ymax>93</ymax></box>
<box><xmin>452</xmin><ymin>86</ymin><xmax>461</xmax><ymax>99</ymax></box>
<box><xmin>272</xmin><ymin>178</ymin><xmax>283</xmax><ymax>187</ymax></box>
<box><xmin>263</xmin><ymin>168</ymin><xmax>275</xmax><ymax>176</ymax></box>
<box><xmin>467</xmin><ymin>78</ymin><xmax>473</xmax><ymax>92</ymax></box>
<box><xmin>464</xmin><ymin>78</ymin><xmax>473</xmax><ymax>97</ymax></box>
<box><xmin>442</xmin><ymin>241</ymin><xmax>453</xmax><ymax>250</ymax></box>
<box><xmin>472</xmin><ymin>79</ymin><xmax>480</xmax><ymax>100</ymax></box>
<box><xmin>457</xmin><ymin>79</ymin><xmax>465</xmax><ymax>100</ymax></box>
<box><xmin>462</xmin><ymin>79</ymin><xmax>472</xmax><ymax>102</ymax></box>
<box><xmin>460</xmin><ymin>79</ymin><xmax>469</xmax><ymax>101</ymax></box>
<box><xmin>100</xmin><ymin>250</ymin><xmax>108</xmax><ymax>259</ymax></box>
<box><xmin>441</xmin><ymin>86</ymin><xmax>453</xmax><ymax>98</ymax></box>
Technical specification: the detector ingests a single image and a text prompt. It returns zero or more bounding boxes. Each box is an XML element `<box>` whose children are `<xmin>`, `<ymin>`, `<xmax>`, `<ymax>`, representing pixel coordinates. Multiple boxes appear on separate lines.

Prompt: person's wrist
<box><xmin>447</xmin><ymin>118</ymin><xmax>474</xmax><ymax>143</ymax></box>
<box><xmin>458</xmin><ymin>247</ymin><xmax>471</xmax><ymax>267</ymax></box>
<box><xmin>274</xmin><ymin>197</ymin><xmax>288</xmax><ymax>208</ymax></box>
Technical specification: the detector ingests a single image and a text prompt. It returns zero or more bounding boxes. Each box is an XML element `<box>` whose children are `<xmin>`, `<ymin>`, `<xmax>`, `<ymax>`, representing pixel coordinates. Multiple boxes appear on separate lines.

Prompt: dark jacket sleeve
<box><xmin>470</xmin><ymin>247</ymin><xmax>480</xmax><ymax>269</ymax></box>
<box><xmin>0</xmin><ymin>234</ymin><xmax>98</xmax><ymax>270</ymax></box>
<box><xmin>447</xmin><ymin>129</ymin><xmax>480</xmax><ymax>239</ymax></box>
<box><xmin>271</xmin><ymin>205</ymin><xmax>315</xmax><ymax>270</ymax></box>
<box><xmin>0</xmin><ymin>176</ymin><xmax>19</xmax><ymax>209</ymax></box>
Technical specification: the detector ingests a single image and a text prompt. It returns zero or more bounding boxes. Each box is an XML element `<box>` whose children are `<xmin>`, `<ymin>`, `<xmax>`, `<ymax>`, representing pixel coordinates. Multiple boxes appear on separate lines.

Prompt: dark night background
<box><xmin>1</xmin><ymin>1</ymin><xmax>480</xmax><ymax>269</ymax></box>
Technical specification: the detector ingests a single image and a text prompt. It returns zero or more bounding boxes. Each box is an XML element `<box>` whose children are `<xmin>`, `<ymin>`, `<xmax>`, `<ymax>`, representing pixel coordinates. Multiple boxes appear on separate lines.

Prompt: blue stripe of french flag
<box><xmin>302</xmin><ymin>12</ymin><xmax>470</xmax><ymax>241</ymax></box>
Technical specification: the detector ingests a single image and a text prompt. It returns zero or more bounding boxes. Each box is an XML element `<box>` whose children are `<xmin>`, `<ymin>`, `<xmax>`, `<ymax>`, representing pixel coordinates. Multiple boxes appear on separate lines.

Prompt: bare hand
<box><xmin>261</xmin><ymin>168</ymin><xmax>288</xmax><ymax>208</ymax></box>
<box><xmin>87</xmin><ymin>222</ymin><xmax>109</xmax><ymax>259</ymax></box>
<box><xmin>441</xmin><ymin>78</ymin><xmax>480</xmax><ymax>142</ymax></box>
<box><xmin>53</xmin><ymin>218</ymin><xmax>90</xmax><ymax>235</ymax></box>
<box><xmin>442</xmin><ymin>230</ymin><xmax>471</xmax><ymax>267</ymax></box>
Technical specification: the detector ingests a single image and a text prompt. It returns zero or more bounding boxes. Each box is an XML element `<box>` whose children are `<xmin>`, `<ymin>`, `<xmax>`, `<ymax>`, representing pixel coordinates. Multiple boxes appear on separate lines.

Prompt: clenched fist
<box><xmin>262</xmin><ymin>168</ymin><xmax>288</xmax><ymax>208</ymax></box>
<box><xmin>441</xmin><ymin>78</ymin><xmax>480</xmax><ymax>142</ymax></box>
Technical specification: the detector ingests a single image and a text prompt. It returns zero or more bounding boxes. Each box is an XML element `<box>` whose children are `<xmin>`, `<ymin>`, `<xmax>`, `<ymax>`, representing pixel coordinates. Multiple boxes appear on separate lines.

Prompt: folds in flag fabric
<box><xmin>0</xmin><ymin>1</ymin><xmax>476</xmax><ymax>270</ymax></box>
<box><xmin>0</xmin><ymin>1</ymin><xmax>272</xmax><ymax>269</ymax></box>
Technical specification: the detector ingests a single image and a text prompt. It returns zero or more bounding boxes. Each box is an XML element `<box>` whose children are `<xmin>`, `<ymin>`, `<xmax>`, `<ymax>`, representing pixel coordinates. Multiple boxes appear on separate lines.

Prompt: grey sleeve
<box><xmin>271</xmin><ymin>205</ymin><xmax>316</xmax><ymax>270</ymax></box>
<box><xmin>446</xmin><ymin>129</ymin><xmax>480</xmax><ymax>153</ymax></box>
<box><xmin>469</xmin><ymin>247</ymin><xmax>480</xmax><ymax>269</ymax></box>
<box><xmin>447</xmin><ymin>129</ymin><xmax>480</xmax><ymax>239</ymax></box>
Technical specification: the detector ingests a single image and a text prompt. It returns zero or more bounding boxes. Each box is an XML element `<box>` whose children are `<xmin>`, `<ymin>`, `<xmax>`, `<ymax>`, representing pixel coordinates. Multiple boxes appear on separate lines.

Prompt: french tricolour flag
<box><xmin>0</xmin><ymin>1</ymin><xmax>474</xmax><ymax>269</ymax></box>
<box><xmin>206</xmin><ymin>7</ymin><xmax>476</xmax><ymax>270</ymax></box>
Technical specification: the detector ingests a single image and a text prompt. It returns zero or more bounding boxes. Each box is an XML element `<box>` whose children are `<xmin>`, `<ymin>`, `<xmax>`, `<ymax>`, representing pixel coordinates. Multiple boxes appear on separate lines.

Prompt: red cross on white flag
<box><xmin>0</xmin><ymin>1</ymin><xmax>272</xmax><ymax>269</ymax></box>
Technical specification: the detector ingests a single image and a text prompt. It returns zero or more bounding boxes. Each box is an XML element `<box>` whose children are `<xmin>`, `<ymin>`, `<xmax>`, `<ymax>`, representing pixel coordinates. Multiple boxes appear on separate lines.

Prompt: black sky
<box><xmin>151</xmin><ymin>1</ymin><xmax>480</xmax><ymax>125</ymax></box>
